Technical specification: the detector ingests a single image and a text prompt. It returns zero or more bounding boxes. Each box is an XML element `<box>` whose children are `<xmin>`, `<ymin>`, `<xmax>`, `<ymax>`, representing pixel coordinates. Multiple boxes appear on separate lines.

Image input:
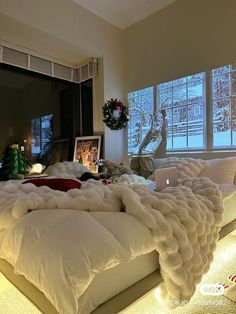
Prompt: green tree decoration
<box><xmin>0</xmin><ymin>144</ymin><xmax>29</xmax><ymax>180</ymax></box>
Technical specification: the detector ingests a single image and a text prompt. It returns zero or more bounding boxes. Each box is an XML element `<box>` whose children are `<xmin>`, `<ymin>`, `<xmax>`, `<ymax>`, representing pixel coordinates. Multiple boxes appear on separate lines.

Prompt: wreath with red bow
<box><xmin>102</xmin><ymin>98</ymin><xmax>129</xmax><ymax>130</ymax></box>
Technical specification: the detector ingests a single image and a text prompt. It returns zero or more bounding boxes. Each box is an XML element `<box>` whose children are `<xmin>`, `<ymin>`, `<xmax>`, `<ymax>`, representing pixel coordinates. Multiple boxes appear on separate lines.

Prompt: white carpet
<box><xmin>0</xmin><ymin>272</ymin><xmax>41</xmax><ymax>314</ymax></box>
<box><xmin>0</xmin><ymin>230</ymin><xmax>236</xmax><ymax>314</ymax></box>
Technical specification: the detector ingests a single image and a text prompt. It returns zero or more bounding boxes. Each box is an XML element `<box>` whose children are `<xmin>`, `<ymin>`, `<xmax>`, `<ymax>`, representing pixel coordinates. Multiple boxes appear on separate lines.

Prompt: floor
<box><xmin>0</xmin><ymin>272</ymin><xmax>41</xmax><ymax>314</ymax></box>
<box><xmin>0</xmin><ymin>230</ymin><xmax>236</xmax><ymax>314</ymax></box>
<box><xmin>120</xmin><ymin>230</ymin><xmax>236</xmax><ymax>314</ymax></box>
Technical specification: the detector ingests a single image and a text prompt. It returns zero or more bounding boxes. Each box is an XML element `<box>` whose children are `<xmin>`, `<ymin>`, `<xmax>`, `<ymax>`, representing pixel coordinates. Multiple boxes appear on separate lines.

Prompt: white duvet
<box><xmin>0</xmin><ymin>177</ymin><xmax>223</xmax><ymax>313</ymax></box>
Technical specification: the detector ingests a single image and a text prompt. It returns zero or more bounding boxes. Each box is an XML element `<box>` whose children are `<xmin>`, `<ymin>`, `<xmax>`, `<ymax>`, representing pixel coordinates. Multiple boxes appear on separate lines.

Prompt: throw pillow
<box><xmin>23</xmin><ymin>178</ymin><xmax>81</xmax><ymax>191</ymax></box>
<box><xmin>198</xmin><ymin>157</ymin><xmax>236</xmax><ymax>184</ymax></box>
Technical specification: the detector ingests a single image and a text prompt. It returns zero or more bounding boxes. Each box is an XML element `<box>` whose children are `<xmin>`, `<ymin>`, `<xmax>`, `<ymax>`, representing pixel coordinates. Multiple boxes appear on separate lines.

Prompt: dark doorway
<box><xmin>0</xmin><ymin>63</ymin><xmax>93</xmax><ymax>163</ymax></box>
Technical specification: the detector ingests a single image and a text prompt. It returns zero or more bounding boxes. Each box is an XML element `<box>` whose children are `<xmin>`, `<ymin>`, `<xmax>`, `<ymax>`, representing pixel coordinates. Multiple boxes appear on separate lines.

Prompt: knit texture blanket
<box><xmin>0</xmin><ymin>177</ymin><xmax>223</xmax><ymax>306</ymax></box>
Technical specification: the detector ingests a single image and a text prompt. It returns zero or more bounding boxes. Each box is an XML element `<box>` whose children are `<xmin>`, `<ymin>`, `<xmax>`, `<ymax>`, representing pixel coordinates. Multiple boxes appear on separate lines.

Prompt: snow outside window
<box><xmin>212</xmin><ymin>65</ymin><xmax>236</xmax><ymax>148</ymax></box>
<box><xmin>157</xmin><ymin>73</ymin><xmax>205</xmax><ymax>150</ymax></box>
<box><xmin>31</xmin><ymin>114</ymin><xmax>53</xmax><ymax>155</ymax></box>
<box><xmin>128</xmin><ymin>63</ymin><xmax>236</xmax><ymax>154</ymax></box>
<box><xmin>128</xmin><ymin>87</ymin><xmax>154</xmax><ymax>154</ymax></box>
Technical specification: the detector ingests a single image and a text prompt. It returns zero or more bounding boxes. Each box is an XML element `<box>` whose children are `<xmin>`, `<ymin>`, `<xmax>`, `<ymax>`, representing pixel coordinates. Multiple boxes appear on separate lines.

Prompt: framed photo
<box><xmin>73</xmin><ymin>135</ymin><xmax>101</xmax><ymax>173</ymax></box>
<box><xmin>51</xmin><ymin>138</ymin><xmax>69</xmax><ymax>164</ymax></box>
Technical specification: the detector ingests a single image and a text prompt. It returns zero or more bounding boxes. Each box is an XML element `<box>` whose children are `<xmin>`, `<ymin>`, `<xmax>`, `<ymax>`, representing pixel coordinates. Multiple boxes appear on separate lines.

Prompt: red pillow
<box><xmin>23</xmin><ymin>178</ymin><xmax>81</xmax><ymax>192</ymax></box>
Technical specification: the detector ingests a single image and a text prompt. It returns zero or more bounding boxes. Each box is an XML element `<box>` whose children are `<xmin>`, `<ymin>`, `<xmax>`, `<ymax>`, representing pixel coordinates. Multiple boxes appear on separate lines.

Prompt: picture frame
<box><xmin>51</xmin><ymin>138</ymin><xmax>69</xmax><ymax>164</ymax></box>
<box><xmin>73</xmin><ymin>135</ymin><xmax>102</xmax><ymax>173</ymax></box>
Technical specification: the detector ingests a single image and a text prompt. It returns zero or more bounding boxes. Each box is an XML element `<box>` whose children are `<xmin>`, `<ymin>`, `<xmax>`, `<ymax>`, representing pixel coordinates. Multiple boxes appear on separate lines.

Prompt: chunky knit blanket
<box><xmin>0</xmin><ymin>177</ymin><xmax>223</xmax><ymax>306</ymax></box>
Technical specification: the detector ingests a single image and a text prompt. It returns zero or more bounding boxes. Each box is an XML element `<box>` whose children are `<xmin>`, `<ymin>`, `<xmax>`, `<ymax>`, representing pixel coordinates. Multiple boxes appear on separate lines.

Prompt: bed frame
<box><xmin>0</xmin><ymin>218</ymin><xmax>236</xmax><ymax>314</ymax></box>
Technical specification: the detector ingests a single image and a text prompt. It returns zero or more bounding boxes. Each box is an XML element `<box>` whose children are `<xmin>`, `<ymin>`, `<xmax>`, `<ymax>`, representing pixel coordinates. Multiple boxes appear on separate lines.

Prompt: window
<box><xmin>128</xmin><ymin>62</ymin><xmax>236</xmax><ymax>154</ymax></box>
<box><xmin>158</xmin><ymin>73</ymin><xmax>205</xmax><ymax>150</ymax></box>
<box><xmin>31</xmin><ymin>114</ymin><xmax>52</xmax><ymax>154</ymax></box>
<box><xmin>128</xmin><ymin>87</ymin><xmax>154</xmax><ymax>154</ymax></box>
<box><xmin>212</xmin><ymin>65</ymin><xmax>236</xmax><ymax>147</ymax></box>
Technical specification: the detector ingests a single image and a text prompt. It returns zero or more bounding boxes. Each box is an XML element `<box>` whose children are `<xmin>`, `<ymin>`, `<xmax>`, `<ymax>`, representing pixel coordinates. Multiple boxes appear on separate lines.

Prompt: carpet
<box><xmin>0</xmin><ymin>272</ymin><xmax>41</xmax><ymax>314</ymax></box>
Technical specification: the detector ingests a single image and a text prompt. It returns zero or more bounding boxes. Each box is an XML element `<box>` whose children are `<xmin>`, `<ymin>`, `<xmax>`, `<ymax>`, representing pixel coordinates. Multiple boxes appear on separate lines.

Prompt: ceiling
<box><xmin>72</xmin><ymin>0</ymin><xmax>176</xmax><ymax>29</ymax></box>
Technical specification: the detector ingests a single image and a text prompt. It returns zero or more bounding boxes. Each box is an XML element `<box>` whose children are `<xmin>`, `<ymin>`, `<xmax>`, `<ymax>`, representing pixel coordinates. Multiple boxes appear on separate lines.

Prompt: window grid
<box><xmin>128</xmin><ymin>63</ymin><xmax>236</xmax><ymax>155</ymax></box>
<box><xmin>157</xmin><ymin>73</ymin><xmax>205</xmax><ymax>151</ymax></box>
<box><xmin>211</xmin><ymin>65</ymin><xmax>236</xmax><ymax>148</ymax></box>
<box><xmin>31</xmin><ymin>114</ymin><xmax>52</xmax><ymax>155</ymax></box>
<box><xmin>128</xmin><ymin>87</ymin><xmax>154</xmax><ymax>154</ymax></box>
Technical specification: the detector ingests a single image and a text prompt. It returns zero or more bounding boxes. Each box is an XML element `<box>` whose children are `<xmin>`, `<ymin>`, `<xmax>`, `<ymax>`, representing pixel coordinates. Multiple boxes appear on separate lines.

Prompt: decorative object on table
<box><xmin>0</xmin><ymin>143</ymin><xmax>29</xmax><ymax>180</ymax></box>
<box><xmin>73</xmin><ymin>136</ymin><xmax>101</xmax><ymax>173</ymax></box>
<box><xmin>102</xmin><ymin>98</ymin><xmax>129</xmax><ymax>130</ymax></box>
<box><xmin>24</xmin><ymin>163</ymin><xmax>47</xmax><ymax>178</ymax></box>
<box><xmin>153</xmin><ymin>109</ymin><xmax>168</xmax><ymax>158</ymax></box>
<box><xmin>50</xmin><ymin>138</ymin><xmax>69</xmax><ymax>164</ymax></box>
<box><xmin>78</xmin><ymin>172</ymin><xmax>112</xmax><ymax>185</ymax></box>
<box><xmin>98</xmin><ymin>159</ymin><xmax>132</xmax><ymax>179</ymax></box>
<box><xmin>137</xmin><ymin>112</ymin><xmax>162</xmax><ymax>155</ymax></box>
<box><xmin>35</xmin><ymin>140</ymin><xmax>53</xmax><ymax>167</ymax></box>
<box><xmin>79</xmin><ymin>172</ymin><xmax>100</xmax><ymax>181</ymax></box>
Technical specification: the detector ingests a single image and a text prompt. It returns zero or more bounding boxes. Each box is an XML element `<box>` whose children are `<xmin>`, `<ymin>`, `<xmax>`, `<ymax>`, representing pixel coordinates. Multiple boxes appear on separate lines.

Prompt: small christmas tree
<box><xmin>0</xmin><ymin>144</ymin><xmax>28</xmax><ymax>180</ymax></box>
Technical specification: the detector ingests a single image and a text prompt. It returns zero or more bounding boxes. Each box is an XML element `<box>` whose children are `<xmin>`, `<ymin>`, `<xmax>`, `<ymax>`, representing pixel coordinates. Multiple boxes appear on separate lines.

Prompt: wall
<box><xmin>124</xmin><ymin>0</ymin><xmax>236</xmax><ymax>92</ymax></box>
<box><xmin>0</xmin><ymin>87</ymin><xmax>22</xmax><ymax>154</ymax></box>
<box><xmin>124</xmin><ymin>0</ymin><xmax>236</xmax><ymax>159</ymax></box>
<box><xmin>0</xmin><ymin>0</ymin><xmax>126</xmax><ymax>163</ymax></box>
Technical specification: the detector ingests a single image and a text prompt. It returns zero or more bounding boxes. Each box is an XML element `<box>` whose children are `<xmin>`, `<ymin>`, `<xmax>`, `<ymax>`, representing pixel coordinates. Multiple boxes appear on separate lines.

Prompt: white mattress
<box><xmin>222</xmin><ymin>194</ymin><xmax>236</xmax><ymax>227</ymax></box>
<box><xmin>82</xmin><ymin>194</ymin><xmax>236</xmax><ymax>313</ymax></box>
<box><xmin>79</xmin><ymin>250</ymin><xmax>159</xmax><ymax>313</ymax></box>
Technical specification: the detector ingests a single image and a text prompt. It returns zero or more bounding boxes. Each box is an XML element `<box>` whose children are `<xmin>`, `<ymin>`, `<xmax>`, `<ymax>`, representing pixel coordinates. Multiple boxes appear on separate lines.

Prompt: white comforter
<box><xmin>0</xmin><ymin>178</ymin><xmax>223</xmax><ymax>313</ymax></box>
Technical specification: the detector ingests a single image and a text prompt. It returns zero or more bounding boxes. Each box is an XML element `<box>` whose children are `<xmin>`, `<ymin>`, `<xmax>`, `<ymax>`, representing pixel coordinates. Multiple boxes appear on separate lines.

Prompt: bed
<box><xmin>0</xmin><ymin>159</ymin><xmax>236</xmax><ymax>314</ymax></box>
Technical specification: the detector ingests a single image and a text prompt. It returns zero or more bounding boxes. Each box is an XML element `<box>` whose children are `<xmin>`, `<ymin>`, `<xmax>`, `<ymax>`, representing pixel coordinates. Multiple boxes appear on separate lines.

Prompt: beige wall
<box><xmin>124</xmin><ymin>0</ymin><xmax>236</xmax><ymax>93</ymax></box>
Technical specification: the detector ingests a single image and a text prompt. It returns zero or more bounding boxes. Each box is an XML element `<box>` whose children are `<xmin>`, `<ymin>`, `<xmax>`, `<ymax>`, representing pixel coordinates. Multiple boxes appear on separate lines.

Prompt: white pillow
<box><xmin>218</xmin><ymin>183</ymin><xmax>236</xmax><ymax>200</ymax></box>
<box><xmin>198</xmin><ymin>157</ymin><xmax>236</xmax><ymax>184</ymax></box>
<box><xmin>46</xmin><ymin>161</ymin><xmax>89</xmax><ymax>178</ymax></box>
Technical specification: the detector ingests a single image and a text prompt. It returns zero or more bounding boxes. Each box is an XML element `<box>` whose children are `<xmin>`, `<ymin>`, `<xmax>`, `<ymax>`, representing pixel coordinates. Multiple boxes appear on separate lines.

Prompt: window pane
<box><xmin>233</xmin><ymin>120</ymin><xmax>236</xmax><ymax>145</ymax></box>
<box><xmin>157</xmin><ymin>71</ymin><xmax>205</xmax><ymax>150</ymax></box>
<box><xmin>187</xmin><ymin>73</ymin><xmax>204</xmax><ymax>82</ymax></box>
<box><xmin>173</xmin><ymin>107</ymin><xmax>187</xmax><ymax>148</ymax></box>
<box><xmin>213</xmin><ymin>122</ymin><xmax>231</xmax><ymax>146</ymax></box>
<box><xmin>188</xmin><ymin>105</ymin><xmax>204</xmax><ymax>148</ymax></box>
<box><xmin>173</xmin><ymin>77</ymin><xmax>187</xmax><ymax>86</ymax></box>
<box><xmin>212</xmin><ymin>73</ymin><xmax>230</xmax><ymax>99</ymax></box>
<box><xmin>158</xmin><ymin>81</ymin><xmax>172</xmax><ymax>90</ymax></box>
<box><xmin>173</xmin><ymin>84</ymin><xmax>187</xmax><ymax>105</ymax></box>
<box><xmin>231</xmin><ymin>71</ymin><xmax>236</xmax><ymax>96</ymax></box>
<box><xmin>213</xmin><ymin>99</ymin><xmax>230</xmax><ymax>123</ymax></box>
<box><xmin>173</xmin><ymin>125</ymin><xmax>187</xmax><ymax>148</ymax></box>
<box><xmin>188</xmin><ymin>124</ymin><xmax>204</xmax><ymax>148</ymax></box>
<box><xmin>212</xmin><ymin>64</ymin><xmax>236</xmax><ymax>148</ymax></box>
<box><xmin>158</xmin><ymin>88</ymin><xmax>172</xmax><ymax>108</ymax></box>
<box><xmin>232</xmin><ymin>98</ymin><xmax>236</xmax><ymax>120</ymax></box>
<box><xmin>31</xmin><ymin>114</ymin><xmax>52</xmax><ymax>155</ymax></box>
<box><xmin>188</xmin><ymin>80</ymin><xmax>204</xmax><ymax>104</ymax></box>
<box><xmin>128</xmin><ymin>87</ymin><xmax>154</xmax><ymax>154</ymax></box>
<box><xmin>212</xmin><ymin>65</ymin><xmax>231</xmax><ymax>76</ymax></box>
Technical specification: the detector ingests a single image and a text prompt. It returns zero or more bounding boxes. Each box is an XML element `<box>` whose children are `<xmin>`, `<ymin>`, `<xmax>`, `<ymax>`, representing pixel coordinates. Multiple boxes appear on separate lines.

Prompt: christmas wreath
<box><xmin>102</xmin><ymin>98</ymin><xmax>129</xmax><ymax>130</ymax></box>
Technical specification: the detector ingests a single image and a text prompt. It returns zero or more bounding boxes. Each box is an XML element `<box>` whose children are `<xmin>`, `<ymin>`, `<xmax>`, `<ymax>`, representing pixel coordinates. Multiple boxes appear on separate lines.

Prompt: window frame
<box><xmin>31</xmin><ymin>114</ymin><xmax>53</xmax><ymax>155</ymax></box>
<box><xmin>128</xmin><ymin>65</ymin><xmax>236</xmax><ymax>155</ymax></box>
